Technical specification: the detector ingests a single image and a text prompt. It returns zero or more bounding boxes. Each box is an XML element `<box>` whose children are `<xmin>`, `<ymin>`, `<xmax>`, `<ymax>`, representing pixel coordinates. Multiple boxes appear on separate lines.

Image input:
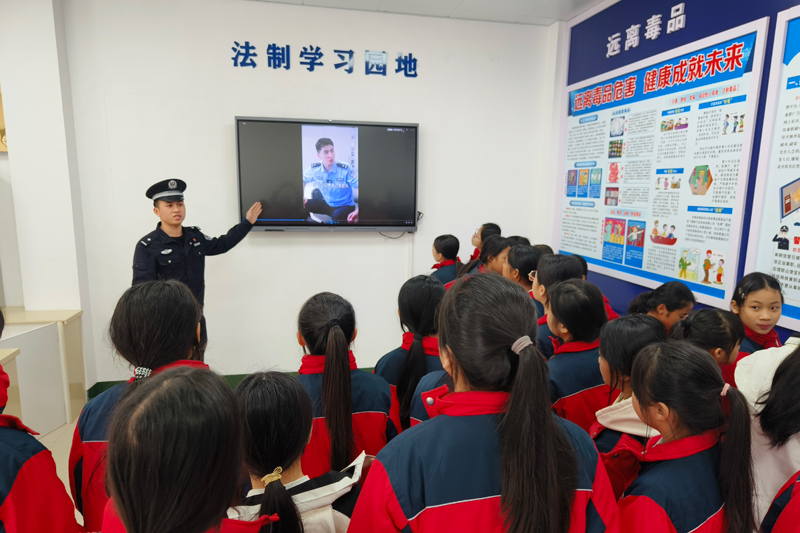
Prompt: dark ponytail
<box><xmin>757</xmin><ymin>341</ymin><xmax>800</xmax><ymax>447</ymax></box>
<box><xmin>548</xmin><ymin>279</ymin><xmax>607</xmax><ymax>343</ymax></box>
<box><xmin>458</xmin><ymin>235</ymin><xmax>510</xmax><ymax>277</ymax></box>
<box><xmin>631</xmin><ymin>341</ymin><xmax>755</xmax><ymax>533</ymax></box>
<box><xmin>397</xmin><ymin>276</ymin><xmax>445</xmax><ymax>429</ymax></box>
<box><xmin>438</xmin><ymin>275</ymin><xmax>576</xmax><ymax>533</ymax></box>
<box><xmin>298</xmin><ymin>293</ymin><xmax>356</xmax><ymax>470</ymax></box>
<box><xmin>433</xmin><ymin>234</ymin><xmax>460</xmax><ymax>261</ymax></box>
<box><xmin>236</xmin><ymin>372</ymin><xmax>313</xmax><ymax>533</ymax></box>
<box><xmin>506</xmin><ymin>245</ymin><xmax>542</xmax><ymax>288</ymax></box>
<box><xmin>670</xmin><ymin>309</ymin><xmax>744</xmax><ymax>357</ymax></box>
<box><xmin>628</xmin><ymin>281</ymin><xmax>695</xmax><ymax>314</ymax></box>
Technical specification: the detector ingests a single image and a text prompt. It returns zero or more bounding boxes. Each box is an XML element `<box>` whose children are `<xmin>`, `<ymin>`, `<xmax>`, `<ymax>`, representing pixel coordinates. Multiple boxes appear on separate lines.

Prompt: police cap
<box><xmin>146</xmin><ymin>179</ymin><xmax>186</xmax><ymax>202</ymax></box>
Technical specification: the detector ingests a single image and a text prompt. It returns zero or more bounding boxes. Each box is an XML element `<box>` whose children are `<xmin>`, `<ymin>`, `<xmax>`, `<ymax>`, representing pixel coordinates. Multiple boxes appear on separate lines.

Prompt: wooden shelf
<box><xmin>2</xmin><ymin>307</ymin><xmax>82</xmax><ymax>325</ymax></box>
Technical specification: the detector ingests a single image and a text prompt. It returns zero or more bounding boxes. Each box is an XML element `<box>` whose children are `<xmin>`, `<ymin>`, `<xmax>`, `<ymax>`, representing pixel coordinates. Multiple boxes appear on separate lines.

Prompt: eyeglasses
<box><xmin>528</xmin><ymin>270</ymin><xmax>537</xmax><ymax>282</ymax></box>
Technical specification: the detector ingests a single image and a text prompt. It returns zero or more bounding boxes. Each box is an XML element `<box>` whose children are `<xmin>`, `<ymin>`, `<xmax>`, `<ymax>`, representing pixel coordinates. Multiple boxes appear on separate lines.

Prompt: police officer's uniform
<box><xmin>303</xmin><ymin>160</ymin><xmax>359</xmax><ymax>221</ymax></box>
<box><xmin>132</xmin><ymin>179</ymin><xmax>253</xmax><ymax>342</ymax></box>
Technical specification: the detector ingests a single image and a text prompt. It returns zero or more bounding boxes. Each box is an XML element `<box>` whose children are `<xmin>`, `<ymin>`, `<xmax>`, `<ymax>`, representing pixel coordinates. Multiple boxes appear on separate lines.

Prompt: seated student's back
<box><xmin>530</xmin><ymin>255</ymin><xmax>584</xmax><ymax>359</ymax></box>
<box><xmin>348</xmin><ymin>275</ymin><xmax>619</xmax><ymax>532</ymax></box>
<box><xmin>296</xmin><ymin>292</ymin><xmax>397</xmax><ymax>478</ymax></box>
<box><xmin>430</xmin><ymin>235</ymin><xmax>461</xmax><ymax>285</ymax></box>
<box><xmin>69</xmin><ymin>280</ymin><xmax>209</xmax><ymax>531</ymax></box>
<box><xmin>375</xmin><ymin>275</ymin><xmax>445</xmax><ymax>430</ymax></box>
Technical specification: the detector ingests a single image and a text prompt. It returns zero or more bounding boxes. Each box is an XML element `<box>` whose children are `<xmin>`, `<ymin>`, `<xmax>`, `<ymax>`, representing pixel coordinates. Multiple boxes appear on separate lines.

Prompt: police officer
<box><xmin>303</xmin><ymin>137</ymin><xmax>359</xmax><ymax>222</ymax></box>
<box><xmin>132</xmin><ymin>179</ymin><xmax>262</xmax><ymax>343</ymax></box>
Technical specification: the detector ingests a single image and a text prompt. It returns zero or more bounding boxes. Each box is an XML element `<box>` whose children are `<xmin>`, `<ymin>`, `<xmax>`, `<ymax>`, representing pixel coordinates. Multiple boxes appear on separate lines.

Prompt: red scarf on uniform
<box><xmin>401</xmin><ymin>332</ymin><xmax>440</xmax><ymax>356</ymax></box>
<box><xmin>743</xmin><ymin>324</ymin><xmax>782</xmax><ymax>349</ymax></box>
<box><xmin>469</xmin><ymin>247</ymin><xmax>480</xmax><ymax>261</ymax></box>
<box><xmin>432</xmin><ymin>258</ymin><xmax>460</xmax><ymax>270</ymax></box>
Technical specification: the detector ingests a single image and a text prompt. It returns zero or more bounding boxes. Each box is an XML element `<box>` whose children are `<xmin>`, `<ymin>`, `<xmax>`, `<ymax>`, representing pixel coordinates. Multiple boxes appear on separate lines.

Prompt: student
<box><xmin>69</xmin><ymin>280</ymin><xmax>208</xmax><ymax>531</ymax></box>
<box><xmin>619</xmin><ymin>341</ymin><xmax>755</xmax><ymax>533</ymax></box>
<box><xmin>670</xmin><ymin>309</ymin><xmax>744</xmax><ymax>374</ymax></box>
<box><xmin>0</xmin><ymin>310</ymin><xmax>80</xmax><ymax>533</ymax></box>
<box><xmin>430</xmin><ymin>234</ymin><xmax>461</xmax><ymax>285</ymax></box>
<box><xmin>530</xmin><ymin>254</ymin><xmax>584</xmax><ymax>359</ymax></box>
<box><xmin>502</xmin><ymin>245</ymin><xmax>545</xmax><ymax>317</ymax></box>
<box><xmin>456</xmin><ymin>235</ymin><xmax>511</xmax><ymax>278</ymax></box>
<box><xmin>348</xmin><ymin>275</ymin><xmax>619</xmax><ymax>532</ymax></box>
<box><xmin>735</xmin><ymin>334</ymin><xmax>800</xmax><ymax>524</ymax></box>
<box><xmin>534</xmin><ymin>243</ymin><xmax>555</xmax><ymax>255</ymax></box>
<box><xmin>590</xmin><ymin>315</ymin><xmax>667</xmax><ymax>499</ymax></box>
<box><xmin>727</xmin><ymin>272</ymin><xmax>783</xmax><ymax>387</ymax></box>
<box><xmin>627</xmin><ymin>281</ymin><xmax>695</xmax><ymax>333</ymax></box>
<box><xmin>375</xmin><ymin>275</ymin><xmax>445</xmax><ymax>430</ymax></box>
<box><xmin>572</xmin><ymin>254</ymin><xmax>621</xmax><ymax>320</ymax></box>
<box><xmin>468</xmin><ymin>222</ymin><xmax>501</xmax><ymax>261</ymax></box>
<box><xmin>506</xmin><ymin>235</ymin><xmax>530</xmax><ymax>246</ymax></box>
<box><xmin>761</xmin><ymin>470</ymin><xmax>800</xmax><ymax>533</ymax></box>
<box><xmin>102</xmin><ymin>367</ymin><xmax>278</xmax><ymax>533</ymax></box>
<box><xmin>229</xmin><ymin>372</ymin><xmax>363</xmax><ymax>532</ymax></box>
<box><xmin>296</xmin><ymin>292</ymin><xmax>397</xmax><ymax>478</ymax></box>
<box><xmin>546</xmin><ymin>279</ymin><xmax>615</xmax><ymax>432</ymax></box>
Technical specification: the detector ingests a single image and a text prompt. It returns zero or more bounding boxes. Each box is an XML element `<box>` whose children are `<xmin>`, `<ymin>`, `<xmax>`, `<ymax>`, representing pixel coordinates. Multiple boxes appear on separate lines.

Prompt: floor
<box><xmin>40</xmin><ymin>421</ymin><xmax>84</xmax><ymax>526</ymax></box>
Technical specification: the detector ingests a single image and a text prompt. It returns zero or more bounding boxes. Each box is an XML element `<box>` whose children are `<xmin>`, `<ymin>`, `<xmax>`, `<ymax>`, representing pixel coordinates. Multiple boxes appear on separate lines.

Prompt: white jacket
<box><xmin>735</xmin><ymin>337</ymin><xmax>800</xmax><ymax>525</ymax></box>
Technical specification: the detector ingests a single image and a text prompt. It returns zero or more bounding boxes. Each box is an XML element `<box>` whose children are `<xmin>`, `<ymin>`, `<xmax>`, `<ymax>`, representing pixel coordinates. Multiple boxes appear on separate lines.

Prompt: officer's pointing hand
<box><xmin>246</xmin><ymin>202</ymin><xmax>263</xmax><ymax>224</ymax></box>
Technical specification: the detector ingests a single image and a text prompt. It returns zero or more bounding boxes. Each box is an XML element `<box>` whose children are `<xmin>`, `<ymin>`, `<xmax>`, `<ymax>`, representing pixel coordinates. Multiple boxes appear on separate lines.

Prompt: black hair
<box><xmin>599</xmin><ymin>315</ymin><xmax>666</xmax><ymax>393</ymax></box>
<box><xmin>438</xmin><ymin>274</ymin><xmax>576</xmax><ymax>533</ymax></box>
<box><xmin>397</xmin><ymin>276</ymin><xmax>445</xmax><ymax>430</ymax></box>
<box><xmin>236</xmin><ymin>372</ymin><xmax>312</xmax><ymax>533</ymax></box>
<box><xmin>433</xmin><ymin>234</ymin><xmax>460</xmax><ymax>261</ymax></box>
<box><xmin>572</xmin><ymin>255</ymin><xmax>588</xmax><ymax>277</ymax></box>
<box><xmin>109</xmin><ymin>280</ymin><xmax>204</xmax><ymax>383</ymax></box>
<box><xmin>670</xmin><ymin>309</ymin><xmax>745</xmax><ymax>357</ymax></box>
<box><xmin>628</xmin><ymin>281</ymin><xmax>696</xmax><ymax>314</ymax></box>
<box><xmin>534</xmin><ymin>244</ymin><xmax>555</xmax><ymax>255</ymax></box>
<box><xmin>535</xmin><ymin>255</ymin><xmax>583</xmax><ymax>305</ymax></box>
<box><xmin>0</xmin><ymin>308</ymin><xmax>4</xmax><ymax>338</ymax></box>
<box><xmin>731</xmin><ymin>272</ymin><xmax>783</xmax><ymax>308</ymax></box>
<box><xmin>480</xmin><ymin>223</ymin><xmax>501</xmax><ymax>242</ymax></box>
<box><xmin>106</xmin><ymin>367</ymin><xmax>243</xmax><ymax>533</ymax></box>
<box><xmin>631</xmin><ymin>341</ymin><xmax>755</xmax><ymax>533</ymax></box>
<box><xmin>298</xmin><ymin>292</ymin><xmax>356</xmax><ymax>471</ymax></box>
<box><xmin>458</xmin><ymin>235</ymin><xmax>511</xmax><ymax>277</ymax></box>
<box><xmin>548</xmin><ymin>279</ymin><xmax>607</xmax><ymax>343</ymax></box>
<box><xmin>757</xmin><ymin>342</ymin><xmax>800</xmax><ymax>447</ymax></box>
<box><xmin>507</xmin><ymin>236</ymin><xmax>531</xmax><ymax>246</ymax></box>
<box><xmin>506</xmin><ymin>245</ymin><xmax>542</xmax><ymax>289</ymax></box>
<box><xmin>315</xmin><ymin>137</ymin><xmax>334</xmax><ymax>152</ymax></box>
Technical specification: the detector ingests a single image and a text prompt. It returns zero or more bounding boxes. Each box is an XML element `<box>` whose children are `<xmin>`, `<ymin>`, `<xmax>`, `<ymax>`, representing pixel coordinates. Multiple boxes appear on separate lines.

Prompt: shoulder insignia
<box><xmin>161</xmin><ymin>249</ymin><xmax>173</xmax><ymax>255</ymax></box>
<box><xmin>139</xmin><ymin>240</ymin><xmax>149</xmax><ymax>247</ymax></box>
<box><xmin>312</xmin><ymin>162</ymin><xmax>321</xmax><ymax>168</ymax></box>
<box><xmin>337</xmin><ymin>162</ymin><xmax>349</xmax><ymax>169</ymax></box>
<box><xmin>204</xmin><ymin>234</ymin><xmax>212</xmax><ymax>241</ymax></box>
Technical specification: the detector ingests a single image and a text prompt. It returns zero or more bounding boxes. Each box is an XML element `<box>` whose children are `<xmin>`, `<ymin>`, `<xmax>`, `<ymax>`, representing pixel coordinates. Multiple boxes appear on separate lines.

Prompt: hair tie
<box><xmin>413</xmin><ymin>333</ymin><xmax>423</xmax><ymax>341</ymax></box>
<box><xmin>720</xmin><ymin>383</ymin><xmax>730</xmax><ymax>397</ymax></box>
<box><xmin>511</xmin><ymin>336</ymin><xmax>533</xmax><ymax>355</ymax></box>
<box><xmin>133</xmin><ymin>367</ymin><xmax>152</xmax><ymax>380</ymax></box>
<box><xmin>261</xmin><ymin>466</ymin><xmax>283</xmax><ymax>486</ymax></box>
<box><xmin>326</xmin><ymin>318</ymin><xmax>340</xmax><ymax>329</ymax></box>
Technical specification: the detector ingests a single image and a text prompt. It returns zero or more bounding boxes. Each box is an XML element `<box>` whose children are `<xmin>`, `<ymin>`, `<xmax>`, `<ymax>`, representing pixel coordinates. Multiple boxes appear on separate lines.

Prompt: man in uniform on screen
<box><xmin>303</xmin><ymin>137</ymin><xmax>359</xmax><ymax>223</ymax></box>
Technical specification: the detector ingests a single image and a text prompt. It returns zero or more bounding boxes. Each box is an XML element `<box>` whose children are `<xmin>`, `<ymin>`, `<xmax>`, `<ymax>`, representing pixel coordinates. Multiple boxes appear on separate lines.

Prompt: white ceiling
<box><xmin>252</xmin><ymin>0</ymin><xmax>609</xmax><ymax>25</ymax></box>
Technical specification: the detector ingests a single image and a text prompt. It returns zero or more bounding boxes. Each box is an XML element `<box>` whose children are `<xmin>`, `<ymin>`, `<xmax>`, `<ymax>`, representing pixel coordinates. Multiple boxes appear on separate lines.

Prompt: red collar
<box><xmin>432</xmin><ymin>258</ymin><xmax>459</xmax><ymax>270</ymax></box>
<box><xmin>422</xmin><ymin>384</ymin><xmax>509</xmax><ymax>419</ymax></box>
<box><xmin>602</xmin><ymin>295</ymin><xmax>620</xmax><ymax>320</ymax></box>
<box><xmin>469</xmin><ymin>247</ymin><xmax>480</xmax><ymax>261</ymax></box>
<box><xmin>299</xmin><ymin>351</ymin><xmax>358</xmax><ymax>374</ymax></box>
<box><xmin>401</xmin><ymin>332</ymin><xmax>440</xmax><ymax>356</ymax></box>
<box><xmin>528</xmin><ymin>290</ymin><xmax>536</xmax><ymax>299</ymax></box>
<box><xmin>127</xmin><ymin>360</ymin><xmax>209</xmax><ymax>383</ymax></box>
<box><xmin>642</xmin><ymin>429</ymin><xmax>720</xmax><ymax>462</ymax></box>
<box><xmin>553</xmin><ymin>338</ymin><xmax>600</xmax><ymax>355</ymax></box>
<box><xmin>478</xmin><ymin>264</ymin><xmax>486</xmax><ymax>273</ymax></box>
<box><xmin>0</xmin><ymin>414</ymin><xmax>38</xmax><ymax>435</ymax></box>
<box><xmin>537</xmin><ymin>314</ymin><xmax>548</xmax><ymax>326</ymax></box>
<box><xmin>743</xmin><ymin>324</ymin><xmax>781</xmax><ymax>349</ymax></box>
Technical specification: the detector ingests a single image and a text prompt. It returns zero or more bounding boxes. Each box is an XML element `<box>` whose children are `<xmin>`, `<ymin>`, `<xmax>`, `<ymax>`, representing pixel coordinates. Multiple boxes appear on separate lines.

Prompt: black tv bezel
<box><xmin>235</xmin><ymin>116</ymin><xmax>419</xmax><ymax>232</ymax></box>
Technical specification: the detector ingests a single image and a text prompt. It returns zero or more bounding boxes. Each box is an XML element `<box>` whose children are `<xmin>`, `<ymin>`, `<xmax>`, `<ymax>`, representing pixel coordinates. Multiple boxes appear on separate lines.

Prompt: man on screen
<box><xmin>303</xmin><ymin>137</ymin><xmax>359</xmax><ymax>223</ymax></box>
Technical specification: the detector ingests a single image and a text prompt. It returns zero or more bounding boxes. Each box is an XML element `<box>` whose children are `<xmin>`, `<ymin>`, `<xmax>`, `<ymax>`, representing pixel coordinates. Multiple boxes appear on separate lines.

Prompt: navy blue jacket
<box><xmin>409</xmin><ymin>370</ymin><xmax>450</xmax><ymax>426</ymax></box>
<box><xmin>431</xmin><ymin>264</ymin><xmax>457</xmax><ymax>285</ymax></box>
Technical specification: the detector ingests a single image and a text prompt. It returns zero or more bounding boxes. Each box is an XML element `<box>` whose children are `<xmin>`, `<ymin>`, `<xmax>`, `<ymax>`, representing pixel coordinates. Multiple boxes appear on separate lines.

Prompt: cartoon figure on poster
<box><xmin>671</xmin><ymin>176</ymin><xmax>681</xmax><ymax>189</ymax></box>
<box><xmin>701</xmin><ymin>250</ymin><xmax>725</xmax><ymax>284</ymax></box>
<box><xmin>589</xmin><ymin>169</ymin><xmax>602</xmax><ymax>198</ymax></box>
<box><xmin>678</xmin><ymin>248</ymin><xmax>700</xmax><ymax>281</ymax></box>
<box><xmin>773</xmin><ymin>225</ymin><xmax>790</xmax><ymax>251</ymax></box>
<box><xmin>566</xmin><ymin>170</ymin><xmax>578</xmax><ymax>197</ymax></box>
<box><xmin>780</xmin><ymin>177</ymin><xmax>800</xmax><ymax>226</ymax></box>
<box><xmin>722</xmin><ymin>112</ymin><xmax>745</xmax><ymax>135</ymax></box>
<box><xmin>608</xmin><ymin>162</ymin><xmax>622</xmax><ymax>184</ymax></box>
<box><xmin>689</xmin><ymin>165</ymin><xmax>713</xmax><ymax>196</ymax></box>
<box><xmin>577</xmin><ymin>169</ymin><xmax>589</xmax><ymax>198</ymax></box>
<box><xmin>624</xmin><ymin>220</ymin><xmax>646</xmax><ymax>269</ymax></box>
<box><xmin>714</xmin><ymin>259</ymin><xmax>725</xmax><ymax>285</ymax></box>
<box><xmin>650</xmin><ymin>220</ymin><xmax>677</xmax><ymax>245</ymax></box>
<box><xmin>675</xmin><ymin>117</ymin><xmax>689</xmax><ymax>130</ymax></box>
<box><xmin>602</xmin><ymin>217</ymin><xmax>626</xmax><ymax>264</ymax></box>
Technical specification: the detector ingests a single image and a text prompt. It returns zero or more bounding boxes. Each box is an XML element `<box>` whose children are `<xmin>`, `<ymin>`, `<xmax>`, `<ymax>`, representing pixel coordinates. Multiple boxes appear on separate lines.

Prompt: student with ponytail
<box><xmin>620</xmin><ymin>341</ymin><xmax>756</xmax><ymax>533</ymax></box>
<box><xmin>375</xmin><ymin>276</ymin><xmax>445</xmax><ymax>430</ymax></box>
<box><xmin>530</xmin><ymin>254</ymin><xmax>584</xmax><ymax>359</ymax></box>
<box><xmin>735</xmin><ymin>334</ymin><xmax>800</xmax><ymax>524</ymax></box>
<box><xmin>430</xmin><ymin>235</ymin><xmax>461</xmax><ymax>285</ymax></box>
<box><xmin>546</xmin><ymin>279</ymin><xmax>615</xmax><ymax>432</ymax></box>
<box><xmin>502</xmin><ymin>244</ymin><xmax>546</xmax><ymax>317</ymax></box>
<box><xmin>296</xmin><ymin>292</ymin><xmax>397</xmax><ymax>478</ymax></box>
<box><xmin>102</xmin><ymin>367</ymin><xmax>278</xmax><ymax>533</ymax></box>
<box><xmin>591</xmin><ymin>315</ymin><xmax>667</xmax><ymax>499</ymax></box>
<box><xmin>69</xmin><ymin>280</ymin><xmax>208</xmax><ymax>531</ymax></box>
<box><xmin>229</xmin><ymin>372</ymin><xmax>363</xmax><ymax>532</ymax></box>
<box><xmin>468</xmin><ymin>222</ymin><xmax>501</xmax><ymax>261</ymax></box>
<box><xmin>670</xmin><ymin>309</ymin><xmax>744</xmax><ymax>372</ymax></box>
<box><xmin>454</xmin><ymin>235</ymin><xmax>511</xmax><ymax>279</ymax></box>
<box><xmin>348</xmin><ymin>274</ymin><xmax>619</xmax><ymax>532</ymax></box>
<box><xmin>627</xmin><ymin>281</ymin><xmax>695</xmax><ymax>333</ymax></box>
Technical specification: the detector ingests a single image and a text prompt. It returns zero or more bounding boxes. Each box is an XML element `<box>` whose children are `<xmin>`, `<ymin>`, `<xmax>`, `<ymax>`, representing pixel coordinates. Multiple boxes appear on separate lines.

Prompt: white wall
<box><xmin>61</xmin><ymin>0</ymin><xmax>556</xmax><ymax>383</ymax></box>
<box><xmin>0</xmin><ymin>153</ymin><xmax>24</xmax><ymax>306</ymax></box>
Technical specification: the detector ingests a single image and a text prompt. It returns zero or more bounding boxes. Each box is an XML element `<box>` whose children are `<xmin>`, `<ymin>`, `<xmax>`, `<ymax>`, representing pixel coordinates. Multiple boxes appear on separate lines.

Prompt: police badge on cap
<box><xmin>146</xmin><ymin>179</ymin><xmax>187</xmax><ymax>202</ymax></box>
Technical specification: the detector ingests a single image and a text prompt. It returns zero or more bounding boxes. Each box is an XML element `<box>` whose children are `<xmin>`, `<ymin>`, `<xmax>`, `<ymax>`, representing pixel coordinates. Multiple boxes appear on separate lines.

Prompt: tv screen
<box><xmin>236</xmin><ymin>117</ymin><xmax>418</xmax><ymax>231</ymax></box>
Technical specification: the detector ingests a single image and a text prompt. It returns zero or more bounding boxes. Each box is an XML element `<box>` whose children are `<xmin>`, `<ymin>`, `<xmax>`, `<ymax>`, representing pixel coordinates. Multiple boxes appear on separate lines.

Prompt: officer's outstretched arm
<box><xmin>204</xmin><ymin>220</ymin><xmax>254</xmax><ymax>256</ymax></box>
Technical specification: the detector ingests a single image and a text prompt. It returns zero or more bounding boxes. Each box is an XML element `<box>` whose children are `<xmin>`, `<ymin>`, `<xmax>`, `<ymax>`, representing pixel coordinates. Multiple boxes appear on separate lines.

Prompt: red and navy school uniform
<box><xmin>431</xmin><ymin>259</ymin><xmax>459</xmax><ymax>285</ymax></box>
<box><xmin>529</xmin><ymin>291</ymin><xmax>546</xmax><ymax>320</ymax></box>
<box><xmin>0</xmin><ymin>415</ymin><xmax>80</xmax><ymax>533</ymax></box>
<box><xmin>374</xmin><ymin>333</ymin><xmax>442</xmax><ymax>432</ymax></box>
<box><xmin>297</xmin><ymin>351</ymin><xmax>398</xmax><ymax>479</ymax></box>
<box><xmin>348</xmin><ymin>385</ymin><xmax>620</xmax><ymax>532</ymax></box>
<box><xmin>721</xmin><ymin>325</ymin><xmax>781</xmax><ymax>387</ymax></box>
<box><xmin>69</xmin><ymin>359</ymin><xmax>209</xmax><ymax>531</ymax></box>
<box><xmin>602</xmin><ymin>295</ymin><xmax>621</xmax><ymax>320</ymax></box>
<box><xmin>619</xmin><ymin>431</ymin><xmax>726</xmax><ymax>533</ymax></box>
<box><xmin>468</xmin><ymin>247</ymin><xmax>480</xmax><ymax>261</ymax></box>
<box><xmin>537</xmin><ymin>315</ymin><xmax>556</xmax><ymax>360</ymax></box>
<box><xmin>408</xmin><ymin>370</ymin><xmax>450</xmax><ymax>427</ymax></box>
<box><xmin>761</xmin><ymin>470</ymin><xmax>800</xmax><ymax>533</ymax></box>
<box><xmin>547</xmin><ymin>338</ymin><xmax>619</xmax><ymax>433</ymax></box>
